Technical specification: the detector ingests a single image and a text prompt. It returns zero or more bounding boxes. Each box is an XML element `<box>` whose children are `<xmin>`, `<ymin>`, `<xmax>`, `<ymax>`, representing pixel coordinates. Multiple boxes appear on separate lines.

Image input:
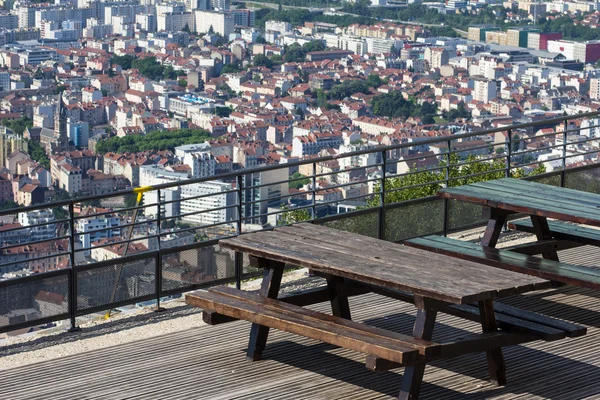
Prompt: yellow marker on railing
<box><xmin>132</xmin><ymin>186</ymin><xmax>154</xmax><ymax>203</ymax></box>
<box><xmin>105</xmin><ymin>185</ymin><xmax>154</xmax><ymax>320</ymax></box>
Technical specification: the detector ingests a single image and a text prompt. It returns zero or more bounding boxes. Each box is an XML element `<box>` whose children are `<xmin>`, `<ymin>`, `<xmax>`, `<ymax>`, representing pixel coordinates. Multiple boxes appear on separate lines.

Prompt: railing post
<box><xmin>235</xmin><ymin>174</ymin><xmax>244</xmax><ymax>289</ymax></box>
<box><xmin>506</xmin><ymin>129</ymin><xmax>512</xmax><ymax>178</ymax></box>
<box><xmin>443</xmin><ymin>140</ymin><xmax>451</xmax><ymax>236</ymax></box>
<box><xmin>311</xmin><ymin>162</ymin><xmax>317</xmax><ymax>222</ymax></box>
<box><xmin>67</xmin><ymin>201</ymin><xmax>80</xmax><ymax>332</ymax></box>
<box><xmin>154</xmin><ymin>189</ymin><xmax>164</xmax><ymax>312</ymax></box>
<box><xmin>561</xmin><ymin>119</ymin><xmax>568</xmax><ymax>187</ymax></box>
<box><xmin>378</xmin><ymin>150</ymin><xmax>386</xmax><ymax>240</ymax></box>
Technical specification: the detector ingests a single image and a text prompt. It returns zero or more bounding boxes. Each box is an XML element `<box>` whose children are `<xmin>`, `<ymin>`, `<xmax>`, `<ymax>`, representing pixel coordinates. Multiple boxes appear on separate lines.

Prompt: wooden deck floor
<box><xmin>3</xmin><ymin>247</ymin><xmax>600</xmax><ymax>399</ymax></box>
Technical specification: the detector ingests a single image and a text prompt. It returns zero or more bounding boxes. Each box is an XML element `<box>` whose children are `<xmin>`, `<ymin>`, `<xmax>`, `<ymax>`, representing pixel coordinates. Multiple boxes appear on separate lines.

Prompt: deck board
<box><xmin>3</xmin><ymin>246</ymin><xmax>600</xmax><ymax>399</ymax></box>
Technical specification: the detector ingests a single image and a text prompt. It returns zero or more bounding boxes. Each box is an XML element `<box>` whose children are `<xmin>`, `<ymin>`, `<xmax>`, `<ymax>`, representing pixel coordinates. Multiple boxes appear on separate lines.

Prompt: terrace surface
<box><xmin>3</xmin><ymin>245</ymin><xmax>600</xmax><ymax>399</ymax></box>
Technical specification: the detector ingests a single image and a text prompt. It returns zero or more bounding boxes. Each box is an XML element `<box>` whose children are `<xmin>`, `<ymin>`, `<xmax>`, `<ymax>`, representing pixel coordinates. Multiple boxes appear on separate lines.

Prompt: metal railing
<box><xmin>1</xmin><ymin>110</ymin><xmax>600</xmax><ymax>335</ymax></box>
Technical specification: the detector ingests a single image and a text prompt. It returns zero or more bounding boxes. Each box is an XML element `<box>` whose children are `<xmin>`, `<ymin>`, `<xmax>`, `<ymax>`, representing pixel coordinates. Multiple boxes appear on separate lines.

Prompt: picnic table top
<box><xmin>438</xmin><ymin>178</ymin><xmax>600</xmax><ymax>226</ymax></box>
<box><xmin>219</xmin><ymin>223</ymin><xmax>549</xmax><ymax>305</ymax></box>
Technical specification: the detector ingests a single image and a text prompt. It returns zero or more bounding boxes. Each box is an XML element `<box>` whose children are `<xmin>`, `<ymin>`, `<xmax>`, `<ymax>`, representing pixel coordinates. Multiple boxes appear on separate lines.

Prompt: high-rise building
<box><xmin>467</xmin><ymin>25</ymin><xmax>499</xmax><ymax>42</ymax></box>
<box><xmin>473</xmin><ymin>77</ymin><xmax>497</xmax><ymax>103</ymax></box>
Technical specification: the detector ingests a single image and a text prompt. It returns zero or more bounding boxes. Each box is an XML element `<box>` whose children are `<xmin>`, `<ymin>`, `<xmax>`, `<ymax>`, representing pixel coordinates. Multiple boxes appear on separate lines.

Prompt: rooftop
<box><xmin>2</xmin><ymin>238</ymin><xmax>600</xmax><ymax>398</ymax></box>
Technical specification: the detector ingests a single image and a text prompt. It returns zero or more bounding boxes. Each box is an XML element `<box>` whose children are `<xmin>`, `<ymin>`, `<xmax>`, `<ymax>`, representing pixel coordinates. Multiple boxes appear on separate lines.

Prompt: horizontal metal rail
<box><xmin>1</xmin><ymin>111</ymin><xmax>600</xmax><ymax>336</ymax></box>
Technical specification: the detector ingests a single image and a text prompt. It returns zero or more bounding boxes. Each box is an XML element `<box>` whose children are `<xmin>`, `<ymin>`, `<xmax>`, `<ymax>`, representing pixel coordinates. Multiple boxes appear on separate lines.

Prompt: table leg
<box><xmin>326</xmin><ymin>275</ymin><xmax>352</xmax><ymax>320</ymax></box>
<box><xmin>478</xmin><ymin>299</ymin><xmax>507</xmax><ymax>386</ymax></box>
<box><xmin>246</xmin><ymin>257</ymin><xmax>284</xmax><ymax>361</ymax></box>
<box><xmin>481</xmin><ymin>209</ymin><xmax>508</xmax><ymax>247</ymax></box>
<box><xmin>529</xmin><ymin>215</ymin><xmax>560</xmax><ymax>261</ymax></box>
<box><xmin>398</xmin><ymin>296</ymin><xmax>438</xmax><ymax>400</ymax></box>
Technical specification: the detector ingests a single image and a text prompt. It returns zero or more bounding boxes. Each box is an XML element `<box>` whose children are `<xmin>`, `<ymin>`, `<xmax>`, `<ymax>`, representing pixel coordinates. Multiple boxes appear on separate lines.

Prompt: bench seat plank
<box><xmin>186</xmin><ymin>287</ymin><xmax>437</xmax><ymax>365</ymax></box>
<box><xmin>210</xmin><ymin>286</ymin><xmax>439</xmax><ymax>356</ymax></box>
<box><xmin>490</xmin><ymin>302</ymin><xmax>586</xmax><ymax>338</ymax></box>
<box><xmin>405</xmin><ymin>235</ymin><xmax>600</xmax><ymax>289</ymax></box>
<box><xmin>508</xmin><ymin>219</ymin><xmax>600</xmax><ymax>247</ymax></box>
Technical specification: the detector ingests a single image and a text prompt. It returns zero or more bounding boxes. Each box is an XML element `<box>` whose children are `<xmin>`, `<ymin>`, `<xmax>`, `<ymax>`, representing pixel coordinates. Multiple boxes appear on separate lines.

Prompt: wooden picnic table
<box><xmin>404</xmin><ymin>177</ymin><xmax>600</xmax><ymax>292</ymax></box>
<box><xmin>438</xmin><ymin>177</ymin><xmax>600</xmax><ymax>251</ymax></box>
<box><xmin>186</xmin><ymin>223</ymin><xmax>585</xmax><ymax>400</ymax></box>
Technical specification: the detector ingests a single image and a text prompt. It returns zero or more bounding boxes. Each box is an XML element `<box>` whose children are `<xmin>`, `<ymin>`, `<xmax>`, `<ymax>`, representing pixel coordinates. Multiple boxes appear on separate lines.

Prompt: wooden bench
<box><xmin>405</xmin><ymin>234</ymin><xmax>600</xmax><ymax>290</ymax></box>
<box><xmin>187</xmin><ymin>285</ymin><xmax>585</xmax><ymax>370</ymax></box>
<box><xmin>508</xmin><ymin>219</ymin><xmax>600</xmax><ymax>248</ymax></box>
<box><xmin>186</xmin><ymin>286</ymin><xmax>440</xmax><ymax>367</ymax></box>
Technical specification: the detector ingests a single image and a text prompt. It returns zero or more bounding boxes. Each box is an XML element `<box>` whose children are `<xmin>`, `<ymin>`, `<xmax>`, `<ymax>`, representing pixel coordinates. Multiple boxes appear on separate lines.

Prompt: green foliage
<box><xmin>27</xmin><ymin>140</ymin><xmax>50</xmax><ymax>169</ymax></box>
<box><xmin>94</xmin><ymin>128</ymin><xmax>212</xmax><ymax>154</ymax></box>
<box><xmin>215</xmin><ymin>106</ymin><xmax>231</xmax><ymax>118</ymax></box>
<box><xmin>328</xmin><ymin>79</ymin><xmax>371</xmax><ymax>100</ymax></box>
<box><xmin>371</xmin><ymin>91</ymin><xmax>437</xmax><ymax>120</ymax></box>
<box><xmin>442</xmin><ymin>103</ymin><xmax>471</xmax><ymax>121</ymax></box>
<box><xmin>164</xmin><ymin>65</ymin><xmax>178</xmax><ymax>80</ymax></box>
<box><xmin>253</xmin><ymin>54</ymin><xmax>273</xmax><ymax>69</ymax></box>
<box><xmin>221</xmin><ymin>62</ymin><xmax>242</xmax><ymax>74</ymax></box>
<box><xmin>131</xmin><ymin>57</ymin><xmax>166</xmax><ymax>81</ymax></box>
<box><xmin>255</xmin><ymin>35</ymin><xmax>267</xmax><ymax>44</ymax></box>
<box><xmin>2</xmin><ymin>116</ymin><xmax>33</xmax><ymax>135</ymax></box>
<box><xmin>178</xmin><ymin>79</ymin><xmax>188</xmax><ymax>87</ymax></box>
<box><xmin>540</xmin><ymin>15</ymin><xmax>600</xmax><ymax>41</ymax></box>
<box><xmin>112</xmin><ymin>55</ymin><xmax>135</xmax><ymax>70</ymax></box>
<box><xmin>182</xmin><ymin>22</ymin><xmax>190</xmax><ymax>33</ymax></box>
<box><xmin>370</xmin><ymin>154</ymin><xmax>545</xmax><ymax>206</ymax></box>
<box><xmin>289</xmin><ymin>172</ymin><xmax>310</xmax><ymax>189</ymax></box>
<box><xmin>283</xmin><ymin>41</ymin><xmax>327</xmax><ymax>63</ymax></box>
<box><xmin>208</xmin><ymin>25</ymin><xmax>214</xmax><ymax>34</ymax></box>
<box><xmin>428</xmin><ymin>26</ymin><xmax>459</xmax><ymax>38</ymax></box>
<box><xmin>279</xmin><ymin>205</ymin><xmax>311</xmax><ymax>225</ymax></box>
<box><xmin>0</xmin><ymin>200</ymin><xmax>19</xmax><ymax>210</ymax></box>
<box><xmin>366</xmin><ymin>74</ymin><xmax>385</xmax><ymax>88</ymax></box>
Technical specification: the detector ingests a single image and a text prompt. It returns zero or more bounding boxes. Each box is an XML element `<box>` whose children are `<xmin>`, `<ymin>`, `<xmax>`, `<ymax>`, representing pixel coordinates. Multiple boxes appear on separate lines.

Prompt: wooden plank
<box><xmin>344</xmin><ymin>281</ymin><xmax>568</xmax><ymax>341</ymax></box>
<box><xmin>438</xmin><ymin>185</ymin><xmax>600</xmax><ymax>226</ymax></box>
<box><xmin>493</xmin><ymin>178</ymin><xmax>600</xmax><ymax>205</ymax></box>
<box><xmin>508</xmin><ymin>219</ymin><xmax>600</xmax><ymax>247</ymax></box>
<box><xmin>221</xmin><ymin>232</ymin><xmax>494</xmax><ymax>304</ymax></box>
<box><xmin>366</xmin><ymin>331</ymin><xmax>539</xmax><ymax>371</ymax></box>
<box><xmin>503</xmin><ymin>239</ymin><xmax>582</xmax><ymax>256</ymax></box>
<box><xmin>185</xmin><ymin>289</ymin><xmax>423</xmax><ymax>365</ymax></box>
<box><xmin>405</xmin><ymin>235</ymin><xmax>600</xmax><ymax>289</ymax></box>
<box><xmin>209</xmin><ymin>286</ymin><xmax>440</xmax><ymax>357</ymax></box>
<box><xmin>470</xmin><ymin>179</ymin><xmax>600</xmax><ymax>210</ymax></box>
<box><xmin>203</xmin><ymin>285</ymin><xmax>370</xmax><ymax>325</ymax></box>
<box><xmin>446</xmin><ymin>303</ymin><xmax>567</xmax><ymax>341</ymax></box>
<box><xmin>491</xmin><ymin>302</ymin><xmax>587</xmax><ymax>338</ymax></box>
<box><xmin>274</xmin><ymin>225</ymin><xmax>547</xmax><ymax>301</ymax></box>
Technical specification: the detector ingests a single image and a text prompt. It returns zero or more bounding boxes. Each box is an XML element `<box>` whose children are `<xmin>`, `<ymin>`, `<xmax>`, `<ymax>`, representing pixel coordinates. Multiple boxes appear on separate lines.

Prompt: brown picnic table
<box><xmin>406</xmin><ymin>178</ymin><xmax>600</xmax><ymax>290</ymax></box>
<box><xmin>186</xmin><ymin>223</ymin><xmax>585</xmax><ymax>400</ymax></box>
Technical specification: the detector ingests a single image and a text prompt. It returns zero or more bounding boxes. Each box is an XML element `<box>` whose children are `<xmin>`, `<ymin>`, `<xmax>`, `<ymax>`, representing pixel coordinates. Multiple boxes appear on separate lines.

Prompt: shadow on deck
<box><xmin>3</xmin><ymin>247</ymin><xmax>600</xmax><ymax>399</ymax></box>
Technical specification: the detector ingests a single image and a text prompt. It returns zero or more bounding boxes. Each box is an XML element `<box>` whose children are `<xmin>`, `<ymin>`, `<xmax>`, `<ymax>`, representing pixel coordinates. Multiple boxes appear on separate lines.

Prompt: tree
<box><xmin>279</xmin><ymin>205</ymin><xmax>311</xmax><ymax>225</ymax></box>
<box><xmin>208</xmin><ymin>25</ymin><xmax>214</xmax><ymax>34</ymax></box>
<box><xmin>289</xmin><ymin>172</ymin><xmax>310</xmax><ymax>189</ymax></box>
<box><xmin>3</xmin><ymin>116</ymin><xmax>33</xmax><ymax>135</ymax></box>
<box><xmin>214</xmin><ymin>106</ymin><xmax>231</xmax><ymax>118</ymax></box>
<box><xmin>27</xmin><ymin>139</ymin><xmax>50</xmax><ymax>169</ymax></box>
<box><xmin>253</xmin><ymin>54</ymin><xmax>273</xmax><ymax>69</ymax></box>
<box><xmin>182</xmin><ymin>22</ymin><xmax>190</xmax><ymax>33</ymax></box>
<box><xmin>111</xmin><ymin>55</ymin><xmax>135</xmax><ymax>70</ymax></box>
<box><xmin>178</xmin><ymin>79</ymin><xmax>188</xmax><ymax>87</ymax></box>
<box><xmin>255</xmin><ymin>35</ymin><xmax>267</xmax><ymax>44</ymax></box>
<box><xmin>94</xmin><ymin>128</ymin><xmax>212</xmax><ymax>154</ymax></box>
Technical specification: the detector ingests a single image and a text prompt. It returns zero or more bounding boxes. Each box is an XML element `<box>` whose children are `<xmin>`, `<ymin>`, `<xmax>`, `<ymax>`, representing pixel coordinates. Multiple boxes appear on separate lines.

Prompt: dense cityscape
<box><xmin>0</xmin><ymin>0</ymin><xmax>599</xmax><ymax>300</ymax></box>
